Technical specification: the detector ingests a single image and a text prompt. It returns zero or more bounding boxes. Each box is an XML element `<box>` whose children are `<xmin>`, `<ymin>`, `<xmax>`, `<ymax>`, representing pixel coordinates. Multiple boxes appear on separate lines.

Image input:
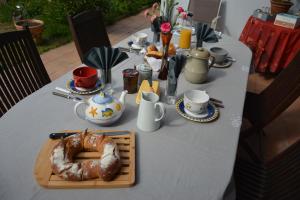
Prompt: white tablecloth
<box><xmin>0</xmin><ymin>29</ymin><xmax>251</xmax><ymax>200</ymax></box>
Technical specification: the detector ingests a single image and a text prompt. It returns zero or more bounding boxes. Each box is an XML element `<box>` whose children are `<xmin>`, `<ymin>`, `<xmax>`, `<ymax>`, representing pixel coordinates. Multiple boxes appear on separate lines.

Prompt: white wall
<box><xmin>177</xmin><ymin>0</ymin><xmax>300</xmax><ymax>39</ymax></box>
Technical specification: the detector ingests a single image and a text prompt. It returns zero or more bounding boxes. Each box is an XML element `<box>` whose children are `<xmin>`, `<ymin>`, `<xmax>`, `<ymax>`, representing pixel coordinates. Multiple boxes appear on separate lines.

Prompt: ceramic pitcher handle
<box><xmin>154</xmin><ymin>102</ymin><xmax>165</xmax><ymax>122</ymax></box>
<box><xmin>74</xmin><ymin>101</ymin><xmax>87</xmax><ymax>120</ymax></box>
<box><xmin>209</xmin><ymin>56</ymin><xmax>215</xmax><ymax>69</ymax></box>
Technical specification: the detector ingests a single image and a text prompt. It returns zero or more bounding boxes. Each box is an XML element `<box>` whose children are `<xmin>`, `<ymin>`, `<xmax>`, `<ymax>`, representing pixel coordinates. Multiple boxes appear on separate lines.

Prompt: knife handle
<box><xmin>55</xmin><ymin>87</ymin><xmax>71</xmax><ymax>94</ymax></box>
<box><xmin>210</xmin><ymin>97</ymin><xmax>223</xmax><ymax>104</ymax></box>
<box><xmin>49</xmin><ymin>132</ymin><xmax>77</xmax><ymax>139</ymax></box>
<box><xmin>52</xmin><ymin>91</ymin><xmax>70</xmax><ymax>99</ymax></box>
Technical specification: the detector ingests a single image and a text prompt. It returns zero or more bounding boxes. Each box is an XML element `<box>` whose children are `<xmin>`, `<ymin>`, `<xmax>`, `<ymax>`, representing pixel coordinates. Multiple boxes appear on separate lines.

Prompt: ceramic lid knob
<box><xmin>191</xmin><ymin>47</ymin><xmax>210</xmax><ymax>59</ymax></box>
<box><xmin>92</xmin><ymin>92</ymin><xmax>113</xmax><ymax>104</ymax></box>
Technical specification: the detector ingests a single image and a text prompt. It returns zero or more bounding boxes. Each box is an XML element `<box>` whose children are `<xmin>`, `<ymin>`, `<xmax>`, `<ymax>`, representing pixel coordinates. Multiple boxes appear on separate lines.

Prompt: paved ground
<box><xmin>40</xmin><ymin>9</ymin><xmax>299</xmax><ymax>161</ymax></box>
<box><xmin>41</xmin><ymin>9</ymin><xmax>149</xmax><ymax>80</ymax></box>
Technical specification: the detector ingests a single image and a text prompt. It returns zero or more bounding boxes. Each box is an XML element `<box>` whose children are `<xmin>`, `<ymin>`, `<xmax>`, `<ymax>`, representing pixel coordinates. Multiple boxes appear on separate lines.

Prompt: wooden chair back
<box><xmin>0</xmin><ymin>29</ymin><xmax>51</xmax><ymax>117</ymax></box>
<box><xmin>245</xmin><ymin>51</ymin><xmax>300</xmax><ymax>128</ymax></box>
<box><xmin>188</xmin><ymin>0</ymin><xmax>222</xmax><ymax>25</ymax></box>
<box><xmin>67</xmin><ymin>8</ymin><xmax>111</xmax><ymax>62</ymax></box>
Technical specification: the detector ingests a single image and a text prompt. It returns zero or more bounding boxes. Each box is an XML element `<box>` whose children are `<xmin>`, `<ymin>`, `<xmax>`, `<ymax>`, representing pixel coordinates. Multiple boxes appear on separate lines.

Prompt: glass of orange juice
<box><xmin>179</xmin><ymin>28</ymin><xmax>192</xmax><ymax>49</ymax></box>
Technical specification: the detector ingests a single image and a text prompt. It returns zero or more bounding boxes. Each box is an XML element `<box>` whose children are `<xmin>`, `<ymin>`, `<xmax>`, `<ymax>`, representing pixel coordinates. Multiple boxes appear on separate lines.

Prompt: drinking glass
<box><xmin>165</xmin><ymin>77</ymin><xmax>178</xmax><ymax>105</ymax></box>
<box><xmin>100</xmin><ymin>68</ymin><xmax>113</xmax><ymax>94</ymax></box>
<box><xmin>179</xmin><ymin>28</ymin><xmax>192</xmax><ymax>49</ymax></box>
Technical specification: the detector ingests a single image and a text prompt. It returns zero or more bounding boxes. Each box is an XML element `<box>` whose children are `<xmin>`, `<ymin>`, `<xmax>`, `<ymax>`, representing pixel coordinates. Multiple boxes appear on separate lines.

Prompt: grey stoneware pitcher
<box><xmin>184</xmin><ymin>47</ymin><xmax>215</xmax><ymax>84</ymax></box>
<box><xmin>137</xmin><ymin>92</ymin><xmax>165</xmax><ymax>132</ymax></box>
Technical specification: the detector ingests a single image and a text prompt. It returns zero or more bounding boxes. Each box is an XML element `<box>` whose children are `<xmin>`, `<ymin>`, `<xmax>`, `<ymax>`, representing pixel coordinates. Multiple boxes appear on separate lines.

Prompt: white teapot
<box><xmin>74</xmin><ymin>91</ymin><xmax>127</xmax><ymax>126</ymax></box>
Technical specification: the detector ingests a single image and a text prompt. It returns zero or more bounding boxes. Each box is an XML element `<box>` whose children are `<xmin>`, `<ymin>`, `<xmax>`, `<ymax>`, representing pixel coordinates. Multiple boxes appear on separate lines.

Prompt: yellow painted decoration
<box><xmin>89</xmin><ymin>107</ymin><xmax>98</xmax><ymax>117</ymax></box>
<box><xmin>186</xmin><ymin>103</ymin><xmax>191</xmax><ymax>110</ymax></box>
<box><xmin>102</xmin><ymin>108</ymin><xmax>113</xmax><ymax>118</ymax></box>
<box><xmin>115</xmin><ymin>103</ymin><xmax>122</xmax><ymax>111</ymax></box>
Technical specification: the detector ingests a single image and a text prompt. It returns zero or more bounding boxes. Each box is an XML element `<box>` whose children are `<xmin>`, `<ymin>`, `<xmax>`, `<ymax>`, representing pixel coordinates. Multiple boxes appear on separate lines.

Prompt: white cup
<box><xmin>209</xmin><ymin>47</ymin><xmax>229</xmax><ymax>64</ymax></box>
<box><xmin>184</xmin><ymin>90</ymin><xmax>209</xmax><ymax>114</ymax></box>
<box><xmin>132</xmin><ymin>32</ymin><xmax>148</xmax><ymax>46</ymax></box>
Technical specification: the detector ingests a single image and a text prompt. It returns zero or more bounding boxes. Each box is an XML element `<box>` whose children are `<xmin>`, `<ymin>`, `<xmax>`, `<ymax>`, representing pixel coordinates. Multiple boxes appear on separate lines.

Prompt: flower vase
<box><xmin>196</xmin><ymin>39</ymin><xmax>203</xmax><ymax>48</ymax></box>
<box><xmin>151</xmin><ymin>23</ymin><xmax>160</xmax><ymax>44</ymax></box>
<box><xmin>100</xmin><ymin>68</ymin><xmax>113</xmax><ymax>94</ymax></box>
<box><xmin>158</xmin><ymin>32</ymin><xmax>172</xmax><ymax>80</ymax></box>
<box><xmin>165</xmin><ymin>76</ymin><xmax>178</xmax><ymax>105</ymax></box>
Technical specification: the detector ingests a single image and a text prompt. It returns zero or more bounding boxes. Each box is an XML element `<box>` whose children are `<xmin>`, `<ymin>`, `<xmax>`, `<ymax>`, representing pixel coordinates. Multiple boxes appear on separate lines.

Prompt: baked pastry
<box><xmin>146</xmin><ymin>43</ymin><xmax>176</xmax><ymax>58</ymax></box>
<box><xmin>50</xmin><ymin>130</ymin><xmax>121</xmax><ymax>181</ymax></box>
<box><xmin>168</xmin><ymin>43</ymin><xmax>176</xmax><ymax>56</ymax></box>
<box><xmin>146</xmin><ymin>50</ymin><xmax>163</xmax><ymax>59</ymax></box>
<box><xmin>147</xmin><ymin>44</ymin><xmax>158</xmax><ymax>52</ymax></box>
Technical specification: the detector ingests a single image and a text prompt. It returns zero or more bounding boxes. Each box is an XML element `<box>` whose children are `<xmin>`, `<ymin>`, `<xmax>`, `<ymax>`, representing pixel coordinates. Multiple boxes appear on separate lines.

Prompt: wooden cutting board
<box><xmin>34</xmin><ymin>130</ymin><xmax>135</xmax><ymax>188</ymax></box>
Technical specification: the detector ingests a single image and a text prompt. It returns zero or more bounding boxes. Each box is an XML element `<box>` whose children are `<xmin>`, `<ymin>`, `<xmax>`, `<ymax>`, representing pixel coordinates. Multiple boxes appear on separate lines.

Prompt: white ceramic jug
<box><xmin>137</xmin><ymin>92</ymin><xmax>165</xmax><ymax>132</ymax></box>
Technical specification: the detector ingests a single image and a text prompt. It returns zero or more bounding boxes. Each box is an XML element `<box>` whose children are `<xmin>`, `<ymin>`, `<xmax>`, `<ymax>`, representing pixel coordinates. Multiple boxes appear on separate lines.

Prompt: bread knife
<box><xmin>49</xmin><ymin>131</ymin><xmax>130</xmax><ymax>139</ymax></box>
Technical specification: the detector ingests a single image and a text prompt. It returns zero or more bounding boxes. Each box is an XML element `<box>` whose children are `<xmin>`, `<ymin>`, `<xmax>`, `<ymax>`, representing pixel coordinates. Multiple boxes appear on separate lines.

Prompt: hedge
<box><xmin>0</xmin><ymin>0</ymin><xmax>157</xmax><ymax>52</ymax></box>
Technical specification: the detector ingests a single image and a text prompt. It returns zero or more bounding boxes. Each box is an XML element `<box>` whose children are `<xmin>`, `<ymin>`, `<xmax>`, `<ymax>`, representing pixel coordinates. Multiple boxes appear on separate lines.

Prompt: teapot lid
<box><xmin>92</xmin><ymin>92</ymin><xmax>113</xmax><ymax>104</ymax></box>
<box><xmin>191</xmin><ymin>47</ymin><xmax>210</xmax><ymax>59</ymax></box>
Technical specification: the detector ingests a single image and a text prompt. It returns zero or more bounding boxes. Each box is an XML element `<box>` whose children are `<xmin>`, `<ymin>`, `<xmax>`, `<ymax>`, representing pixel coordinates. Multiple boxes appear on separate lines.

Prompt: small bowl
<box><xmin>184</xmin><ymin>90</ymin><xmax>209</xmax><ymax>114</ymax></box>
<box><xmin>209</xmin><ymin>47</ymin><xmax>229</xmax><ymax>64</ymax></box>
<box><xmin>73</xmin><ymin>66</ymin><xmax>98</xmax><ymax>89</ymax></box>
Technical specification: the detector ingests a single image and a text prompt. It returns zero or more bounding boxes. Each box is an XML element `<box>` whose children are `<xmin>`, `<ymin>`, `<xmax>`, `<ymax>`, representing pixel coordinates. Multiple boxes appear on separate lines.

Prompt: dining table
<box><xmin>239</xmin><ymin>16</ymin><xmax>300</xmax><ymax>73</ymax></box>
<box><xmin>0</xmin><ymin>28</ymin><xmax>252</xmax><ymax>200</ymax></box>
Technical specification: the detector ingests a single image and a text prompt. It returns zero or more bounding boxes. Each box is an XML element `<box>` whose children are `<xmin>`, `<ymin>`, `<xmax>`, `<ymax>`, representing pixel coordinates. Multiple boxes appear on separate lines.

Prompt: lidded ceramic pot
<box><xmin>184</xmin><ymin>47</ymin><xmax>215</xmax><ymax>84</ymax></box>
<box><xmin>74</xmin><ymin>91</ymin><xmax>127</xmax><ymax>126</ymax></box>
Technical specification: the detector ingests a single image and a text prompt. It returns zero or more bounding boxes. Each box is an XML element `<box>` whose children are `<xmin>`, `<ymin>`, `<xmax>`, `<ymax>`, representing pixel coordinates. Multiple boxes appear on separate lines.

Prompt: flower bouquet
<box><xmin>158</xmin><ymin>0</ymin><xmax>186</xmax><ymax>80</ymax></box>
<box><xmin>145</xmin><ymin>1</ymin><xmax>188</xmax><ymax>80</ymax></box>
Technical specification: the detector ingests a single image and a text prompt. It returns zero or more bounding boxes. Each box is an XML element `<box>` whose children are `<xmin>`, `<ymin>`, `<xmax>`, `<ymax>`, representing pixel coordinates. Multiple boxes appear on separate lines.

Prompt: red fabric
<box><xmin>239</xmin><ymin>16</ymin><xmax>300</xmax><ymax>73</ymax></box>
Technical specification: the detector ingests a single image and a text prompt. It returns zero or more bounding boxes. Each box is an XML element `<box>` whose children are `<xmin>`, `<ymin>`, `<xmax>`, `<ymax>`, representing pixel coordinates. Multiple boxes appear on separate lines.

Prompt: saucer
<box><xmin>184</xmin><ymin>108</ymin><xmax>209</xmax><ymax>118</ymax></box>
<box><xmin>66</xmin><ymin>79</ymin><xmax>103</xmax><ymax>95</ymax></box>
<box><xmin>131</xmin><ymin>44</ymin><xmax>142</xmax><ymax>50</ymax></box>
<box><xmin>175</xmin><ymin>97</ymin><xmax>219</xmax><ymax>123</ymax></box>
<box><xmin>211</xmin><ymin>58</ymin><xmax>233</xmax><ymax>68</ymax></box>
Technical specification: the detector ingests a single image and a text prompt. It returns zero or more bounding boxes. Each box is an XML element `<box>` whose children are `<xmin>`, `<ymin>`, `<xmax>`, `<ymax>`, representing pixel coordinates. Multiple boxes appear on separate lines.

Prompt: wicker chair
<box><xmin>0</xmin><ymin>29</ymin><xmax>51</xmax><ymax>117</ymax></box>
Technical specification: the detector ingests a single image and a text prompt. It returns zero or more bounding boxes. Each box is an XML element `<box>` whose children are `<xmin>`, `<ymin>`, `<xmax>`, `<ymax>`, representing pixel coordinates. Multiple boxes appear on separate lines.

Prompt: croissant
<box><xmin>146</xmin><ymin>50</ymin><xmax>163</xmax><ymax>59</ymax></box>
<box><xmin>146</xmin><ymin>43</ymin><xmax>176</xmax><ymax>58</ymax></box>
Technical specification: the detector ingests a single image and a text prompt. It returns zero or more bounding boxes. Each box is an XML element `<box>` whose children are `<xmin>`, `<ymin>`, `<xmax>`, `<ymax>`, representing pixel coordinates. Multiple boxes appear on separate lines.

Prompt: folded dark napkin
<box><xmin>83</xmin><ymin>46</ymin><xmax>128</xmax><ymax>84</ymax></box>
<box><xmin>83</xmin><ymin>46</ymin><xmax>129</xmax><ymax>70</ymax></box>
<box><xmin>195</xmin><ymin>23</ymin><xmax>219</xmax><ymax>47</ymax></box>
<box><xmin>167</xmin><ymin>54</ymin><xmax>186</xmax><ymax>95</ymax></box>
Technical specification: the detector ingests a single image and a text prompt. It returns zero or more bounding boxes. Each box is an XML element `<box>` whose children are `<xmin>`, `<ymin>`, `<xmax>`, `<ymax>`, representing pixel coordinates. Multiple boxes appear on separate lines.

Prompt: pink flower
<box><xmin>177</xmin><ymin>6</ymin><xmax>184</xmax><ymax>14</ymax></box>
<box><xmin>181</xmin><ymin>11</ymin><xmax>188</xmax><ymax>19</ymax></box>
<box><xmin>160</xmin><ymin>22</ymin><xmax>171</xmax><ymax>33</ymax></box>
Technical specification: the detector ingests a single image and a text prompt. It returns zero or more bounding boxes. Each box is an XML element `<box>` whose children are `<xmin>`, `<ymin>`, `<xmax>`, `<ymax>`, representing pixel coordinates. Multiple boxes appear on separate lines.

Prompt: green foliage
<box><xmin>0</xmin><ymin>0</ymin><xmax>157</xmax><ymax>53</ymax></box>
<box><xmin>0</xmin><ymin>3</ymin><xmax>14</xmax><ymax>21</ymax></box>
